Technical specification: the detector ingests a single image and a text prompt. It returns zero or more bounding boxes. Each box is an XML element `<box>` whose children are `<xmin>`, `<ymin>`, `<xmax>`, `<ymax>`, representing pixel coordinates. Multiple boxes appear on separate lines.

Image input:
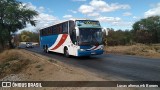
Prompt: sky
<box><xmin>18</xmin><ymin>0</ymin><xmax>160</xmax><ymax>32</ymax></box>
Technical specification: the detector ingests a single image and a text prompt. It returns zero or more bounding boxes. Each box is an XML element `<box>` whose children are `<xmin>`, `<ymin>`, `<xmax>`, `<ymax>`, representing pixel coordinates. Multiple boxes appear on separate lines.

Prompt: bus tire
<box><xmin>44</xmin><ymin>45</ymin><xmax>48</xmax><ymax>53</ymax></box>
<box><xmin>64</xmin><ymin>47</ymin><xmax>70</xmax><ymax>58</ymax></box>
<box><xmin>45</xmin><ymin>46</ymin><xmax>49</xmax><ymax>53</ymax></box>
<box><xmin>46</xmin><ymin>46</ymin><xmax>50</xmax><ymax>53</ymax></box>
<box><xmin>43</xmin><ymin>45</ymin><xmax>46</xmax><ymax>52</ymax></box>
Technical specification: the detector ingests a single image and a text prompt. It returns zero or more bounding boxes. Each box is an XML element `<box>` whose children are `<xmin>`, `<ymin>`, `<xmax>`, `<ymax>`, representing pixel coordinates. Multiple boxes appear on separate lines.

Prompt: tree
<box><xmin>106</xmin><ymin>29</ymin><xmax>133</xmax><ymax>46</ymax></box>
<box><xmin>0</xmin><ymin>0</ymin><xmax>38</xmax><ymax>48</ymax></box>
<box><xmin>19</xmin><ymin>31</ymin><xmax>39</xmax><ymax>42</ymax></box>
<box><xmin>133</xmin><ymin>16</ymin><xmax>160</xmax><ymax>43</ymax></box>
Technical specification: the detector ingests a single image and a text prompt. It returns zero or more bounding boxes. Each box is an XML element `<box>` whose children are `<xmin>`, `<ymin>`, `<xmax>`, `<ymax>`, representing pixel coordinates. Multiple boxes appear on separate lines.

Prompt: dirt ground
<box><xmin>0</xmin><ymin>49</ymin><xmax>154</xmax><ymax>90</ymax></box>
<box><xmin>106</xmin><ymin>44</ymin><xmax>160</xmax><ymax>59</ymax></box>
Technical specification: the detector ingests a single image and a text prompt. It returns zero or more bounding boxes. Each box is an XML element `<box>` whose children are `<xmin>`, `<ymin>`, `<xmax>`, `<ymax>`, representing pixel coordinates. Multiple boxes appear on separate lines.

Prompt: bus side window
<box><xmin>55</xmin><ymin>25</ymin><xmax>58</xmax><ymax>34</ymax></box>
<box><xmin>57</xmin><ymin>25</ymin><xmax>61</xmax><ymax>34</ymax></box>
<box><xmin>59</xmin><ymin>25</ymin><xmax>62</xmax><ymax>34</ymax></box>
<box><xmin>44</xmin><ymin>28</ymin><xmax>46</xmax><ymax>36</ymax></box>
<box><xmin>52</xmin><ymin>26</ymin><xmax>55</xmax><ymax>34</ymax></box>
<box><xmin>47</xmin><ymin>28</ymin><xmax>50</xmax><ymax>35</ymax></box>
<box><xmin>62</xmin><ymin>22</ymin><xmax>68</xmax><ymax>34</ymax></box>
<box><xmin>49</xmin><ymin>27</ymin><xmax>52</xmax><ymax>35</ymax></box>
<box><xmin>72</xmin><ymin>29</ymin><xmax>76</xmax><ymax>44</ymax></box>
<box><xmin>69</xmin><ymin>21</ymin><xmax>76</xmax><ymax>44</ymax></box>
<box><xmin>69</xmin><ymin>21</ymin><xmax>74</xmax><ymax>30</ymax></box>
<box><xmin>41</xmin><ymin>29</ymin><xmax>43</xmax><ymax>36</ymax></box>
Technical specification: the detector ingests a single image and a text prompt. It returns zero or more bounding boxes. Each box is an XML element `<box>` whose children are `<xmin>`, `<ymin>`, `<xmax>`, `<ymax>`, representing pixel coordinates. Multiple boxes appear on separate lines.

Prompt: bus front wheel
<box><xmin>64</xmin><ymin>47</ymin><xmax>70</xmax><ymax>58</ymax></box>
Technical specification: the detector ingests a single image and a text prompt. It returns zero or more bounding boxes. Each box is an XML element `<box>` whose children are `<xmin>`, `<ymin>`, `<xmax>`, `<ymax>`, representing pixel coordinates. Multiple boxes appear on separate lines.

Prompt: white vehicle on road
<box><xmin>26</xmin><ymin>42</ymin><xmax>34</xmax><ymax>48</ymax></box>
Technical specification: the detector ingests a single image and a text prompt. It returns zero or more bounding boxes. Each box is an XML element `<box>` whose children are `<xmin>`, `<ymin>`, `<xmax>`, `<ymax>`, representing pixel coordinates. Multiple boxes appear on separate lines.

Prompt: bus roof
<box><xmin>39</xmin><ymin>19</ymin><xmax>100</xmax><ymax>30</ymax></box>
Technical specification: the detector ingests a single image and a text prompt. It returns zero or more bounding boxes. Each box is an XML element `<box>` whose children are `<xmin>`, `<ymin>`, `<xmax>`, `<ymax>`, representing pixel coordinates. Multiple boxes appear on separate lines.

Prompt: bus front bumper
<box><xmin>78</xmin><ymin>50</ymin><xmax>104</xmax><ymax>56</ymax></box>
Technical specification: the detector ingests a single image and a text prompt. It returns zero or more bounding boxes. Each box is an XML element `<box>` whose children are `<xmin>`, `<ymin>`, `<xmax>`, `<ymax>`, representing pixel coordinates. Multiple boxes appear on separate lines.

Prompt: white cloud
<box><xmin>35</xmin><ymin>13</ymin><xmax>58</xmax><ymax>21</ymax></box>
<box><xmin>89</xmin><ymin>0</ymin><xmax>130</xmax><ymax>12</ymax></box>
<box><xmin>123</xmin><ymin>12</ymin><xmax>132</xmax><ymax>16</ymax></box>
<box><xmin>72</xmin><ymin>0</ymin><xmax>86</xmax><ymax>2</ymax></box>
<box><xmin>90</xmin><ymin>0</ymin><xmax>107</xmax><ymax>8</ymax></box>
<box><xmin>78</xmin><ymin>5</ymin><xmax>94</xmax><ymax>14</ymax></box>
<box><xmin>38</xmin><ymin>6</ymin><xmax>45</xmax><ymax>12</ymax></box>
<box><xmin>63</xmin><ymin>15</ymin><xmax>73</xmax><ymax>18</ymax></box>
<box><xmin>78</xmin><ymin>0</ymin><xmax>131</xmax><ymax>17</ymax></box>
<box><xmin>23</xmin><ymin>2</ymin><xmax>36</xmax><ymax>10</ymax></box>
<box><xmin>133</xmin><ymin>16</ymin><xmax>140</xmax><ymax>19</ymax></box>
<box><xmin>96</xmin><ymin>16</ymin><xmax>121</xmax><ymax>23</ymax></box>
<box><xmin>87</xmin><ymin>12</ymin><xmax>100</xmax><ymax>17</ymax></box>
<box><xmin>112</xmin><ymin>21</ymin><xmax>133</xmax><ymax>27</ymax></box>
<box><xmin>68</xmin><ymin>10</ymin><xmax>77</xmax><ymax>14</ymax></box>
<box><xmin>96</xmin><ymin>16</ymin><xmax>133</xmax><ymax>30</ymax></box>
<box><xmin>20</xmin><ymin>2</ymin><xmax>59</xmax><ymax>32</ymax></box>
<box><xmin>144</xmin><ymin>3</ymin><xmax>160</xmax><ymax>17</ymax></box>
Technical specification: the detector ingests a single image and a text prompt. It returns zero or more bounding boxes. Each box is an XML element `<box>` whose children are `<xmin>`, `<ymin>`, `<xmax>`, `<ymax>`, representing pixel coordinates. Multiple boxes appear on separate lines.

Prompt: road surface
<box><xmin>23</xmin><ymin>46</ymin><xmax>160</xmax><ymax>81</ymax></box>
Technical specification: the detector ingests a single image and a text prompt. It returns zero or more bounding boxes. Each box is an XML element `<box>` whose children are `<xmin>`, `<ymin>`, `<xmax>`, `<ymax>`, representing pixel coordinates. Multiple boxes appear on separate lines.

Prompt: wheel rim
<box><xmin>65</xmin><ymin>49</ymin><xmax>69</xmax><ymax>57</ymax></box>
<box><xmin>46</xmin><ymin>47</ymin><xmax>48</xmax><ymax>53</ymax></box>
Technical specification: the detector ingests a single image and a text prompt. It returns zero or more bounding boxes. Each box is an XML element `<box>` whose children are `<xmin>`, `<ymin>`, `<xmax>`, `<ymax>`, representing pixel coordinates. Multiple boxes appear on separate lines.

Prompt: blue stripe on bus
<box><xmin>78</xmin><ymin>50</ymin><xmax>104</xmax><ymax>56</ymax></box>
<box><xmin>80</xmin><ymin>45</ymin><xmax>93</xmax><ymax>49</ymax></box>
<box><xmin>40</xmin><ymin>35</ymin><xmax>58</xmax><ymax>48</ymax></box>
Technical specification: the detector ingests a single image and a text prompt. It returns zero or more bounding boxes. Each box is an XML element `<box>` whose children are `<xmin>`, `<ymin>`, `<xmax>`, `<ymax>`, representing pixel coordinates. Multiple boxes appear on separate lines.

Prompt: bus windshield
<box><xmin>79</xmin><ymin>28</ymin><xmax>103</xmax><ymax>45</ymax></box>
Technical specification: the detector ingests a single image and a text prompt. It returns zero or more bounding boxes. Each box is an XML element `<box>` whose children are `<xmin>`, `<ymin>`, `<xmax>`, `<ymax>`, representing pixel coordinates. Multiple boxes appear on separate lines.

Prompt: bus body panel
<box><xmin>78</xmin><ymin>45</ymin><xmax>104</xmax><ymax>56</ymax></box>
<box><xmin>40</xmin><ymin>35</ymin><xmax>58</xmax><ymax>48</ymax></box>
<box><xmin>40</xmin><ymin>34</ymin><xmax>104</xmax><ymax>56</ymax></box>
<box><xmin>40</xmin><ymin>19</ymin><xmax>104</xmax><ymax>57</ymax></box>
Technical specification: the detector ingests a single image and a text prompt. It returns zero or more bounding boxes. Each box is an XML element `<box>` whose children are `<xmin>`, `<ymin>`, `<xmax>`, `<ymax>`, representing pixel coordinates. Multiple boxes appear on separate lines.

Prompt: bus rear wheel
<box><xmin>44</xmin><ymin>45</ymin><xmax>49</xmax><ymax>53</ymax></box>
<box><xmin>64</xmin><ymin>47</ymin><xmax>70</xmax><ymax>58</ymax></box>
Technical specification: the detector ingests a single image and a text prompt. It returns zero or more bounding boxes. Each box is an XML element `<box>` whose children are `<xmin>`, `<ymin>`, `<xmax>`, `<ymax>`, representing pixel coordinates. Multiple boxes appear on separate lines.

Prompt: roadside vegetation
<box><xmin>13</xmin><ymin>30</ymin><xmax>39</xmax><ymax>46</ymax></box>
<box><xmin>0</xmin><ymin>49</ymin><xmax>106</xmax><ymax>83</ymax></box>
<box><xmin>105</xmin><ymin>16</ymin><xmax>160</xmax><ymax>46</ymax></box>
<box><xmin>104</xmin><ymin>16</ymin><xmax>160</xmax><ymax>58</ymax></box>
<box><xmin>0</xmin><ymin>0</ymin><xmax>38</xmax><ymax>50</ymax></box>
<box><xmin>106</xmin><ymin>43</ymin><xmax>160</xmax><ymax>58</ymax></box>
<box><xmin>0</xmin><ymin>50</ymin><xmax>30</xmax><ymax>78</ymax></box>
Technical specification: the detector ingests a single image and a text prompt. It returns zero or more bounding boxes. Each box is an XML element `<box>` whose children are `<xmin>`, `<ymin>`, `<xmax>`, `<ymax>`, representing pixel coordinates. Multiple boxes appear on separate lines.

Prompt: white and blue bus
<box><xmin>40</xmin><ymin>19</ymin><xmax>104</xmax><ymax>57</ymax></box>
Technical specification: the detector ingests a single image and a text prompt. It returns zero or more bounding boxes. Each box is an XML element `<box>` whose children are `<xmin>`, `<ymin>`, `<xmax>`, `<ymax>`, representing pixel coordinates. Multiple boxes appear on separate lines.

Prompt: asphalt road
<box><xmin>24</xmin><ymin>46</ymin><xmax>160</xmax><ymax>81</ymax></box>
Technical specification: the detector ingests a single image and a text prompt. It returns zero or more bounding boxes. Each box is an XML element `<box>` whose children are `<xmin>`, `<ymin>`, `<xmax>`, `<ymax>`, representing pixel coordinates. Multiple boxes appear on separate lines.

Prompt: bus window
<box><xmin>62</xmin><ymin>22</ymin><xmax>68</xmax><ymax>34</ymax></box>
<box><xmin>40</xmin><ymin>30</ymin><xmax>42</xmax><ymax>36</ymax></box>
<box><xmin>56</xmin><ymin>25</ymin><xmax>60</xmax><ymax>34</ymax></box>
<box><xmin>45</xmin><ymin>28</ymin><xmax>48</xmax><ymax>36</ymax></box>
<box><xmin>49</xmin><ymin>27</ymin><xmax>52</xmax><ymax>35</ymax></box>
<box><xmin>59</xmin><ymin>24</ymin><xmax>62</xmax><ymax>34</ymax></box>
<box><xmin>43</xmin><ymin>29</ymin><xmax>46</xmax><ymax>36</ymax></box>
<box><xmin>52</xmin><ymin>26</ymin><xmax>56</xmax><ymax>34</ymax></box>
<box><xmin>47</xmin><ymin>28</ymin><xmax>50</xmax><ymax>35</ymax></box>
<box><xmin>69</xmin><ymin>21</ymin><xmax>76</xmax><ymax>44</ymax></box>
<box><xmin>69</xmin><ymin>20</ymin><xmax>74</xmax><ymax>31</ymax></box>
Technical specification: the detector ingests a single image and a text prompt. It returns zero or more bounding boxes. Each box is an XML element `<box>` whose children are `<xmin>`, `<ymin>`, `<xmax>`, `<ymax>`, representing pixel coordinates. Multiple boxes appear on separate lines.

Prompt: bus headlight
<box><xmin>99</xmin><ymin>46</ymin><xmax>104</xmax><ymax>50</ymax></box>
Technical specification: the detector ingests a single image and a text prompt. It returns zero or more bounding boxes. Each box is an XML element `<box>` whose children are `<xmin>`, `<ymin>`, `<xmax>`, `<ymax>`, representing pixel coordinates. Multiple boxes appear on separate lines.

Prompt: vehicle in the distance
<box><xmin>26</xmin><ymin>42</ymin><xmax>34</xmax><ymax>48</ymax></box>
<box><xmin>39</xmin><ymin>19</ymin><xmax>104</xmax><ymax>57</ymax></box>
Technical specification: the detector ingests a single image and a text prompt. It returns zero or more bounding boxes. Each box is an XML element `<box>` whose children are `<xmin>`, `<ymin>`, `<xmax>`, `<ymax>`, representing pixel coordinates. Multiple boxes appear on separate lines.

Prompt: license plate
<box><xmin>91</xmin><ymin>52</ymin><xmax>96</xmax><ymax>54</ymax></box>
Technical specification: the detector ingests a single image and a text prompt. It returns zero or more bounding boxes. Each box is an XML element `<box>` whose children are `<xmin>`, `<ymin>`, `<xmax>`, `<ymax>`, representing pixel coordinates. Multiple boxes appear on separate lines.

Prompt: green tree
<box><xmin>0</xmin><ymin>0</ymin><xmax>38</xmax><ymax>48</ymax></box>
<box><xmin>133</xmin><ymin>16</ymin><xmax>160</xmax><ymax>43</ymax></box>
<box><xmin>19</xmin><ymin>31</ymin><xmax>39</xmax><ymax>42</ymax></box>
<box><xmin>106</xmin><ymin>29</ymin><xmax>133</xmax><ymax>46</ymax></box>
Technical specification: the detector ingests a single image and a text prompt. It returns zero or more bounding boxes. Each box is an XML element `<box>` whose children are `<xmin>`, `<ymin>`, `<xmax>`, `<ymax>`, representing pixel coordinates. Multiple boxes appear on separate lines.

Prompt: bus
<box><xmin>39</xmin><ymin>19</ymin><xmax>104</xmax><ymax>57</ymax></box>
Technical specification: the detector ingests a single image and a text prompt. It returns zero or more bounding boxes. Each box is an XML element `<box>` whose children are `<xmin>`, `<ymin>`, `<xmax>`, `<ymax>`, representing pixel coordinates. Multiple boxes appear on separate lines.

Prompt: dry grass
<box><xmin>0</xmin><ymin>49</ymin><xmax>140</xmax><ymax>90</ymax></box>
<box><xmin>0</xmin><ymin>49</ymin><xmax>30</xmax><ymax>78</ymax></box>
<box><xmin>106</xmin><ymin>43</ymin><xmax>160</xmax><ymax>58</ymax></box>
<box><xmin>0</xmin><ymin>49</ymin><xmax>105</xmax><ymax>81</ymax></box>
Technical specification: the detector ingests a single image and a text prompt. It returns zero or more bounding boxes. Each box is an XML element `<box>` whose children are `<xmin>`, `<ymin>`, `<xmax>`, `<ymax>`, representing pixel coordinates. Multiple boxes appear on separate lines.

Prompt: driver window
<box><xmin>69</xmin><ymin>21</ymin><xmax>76</xmax><ymax>44</ymax></box>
